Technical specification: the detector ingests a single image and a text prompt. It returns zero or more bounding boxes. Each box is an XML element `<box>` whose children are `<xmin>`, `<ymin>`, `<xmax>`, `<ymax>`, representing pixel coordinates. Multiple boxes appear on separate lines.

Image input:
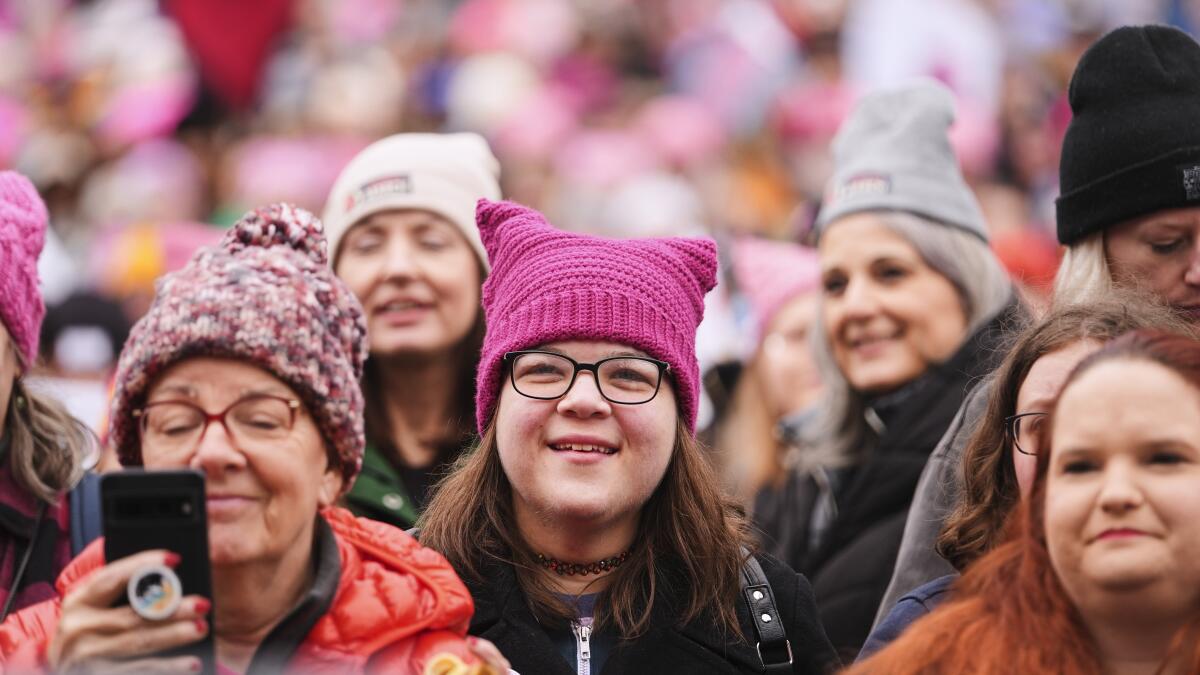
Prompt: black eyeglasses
<box><xmin>1004</xmin><ymin>411</ymin><xmax>1048</xmax><ymax>456</ymax></box>
<box><xmin>503</xmin><ymin>351</ymin><xmax>670</xmax><ymax>405</ymax></box>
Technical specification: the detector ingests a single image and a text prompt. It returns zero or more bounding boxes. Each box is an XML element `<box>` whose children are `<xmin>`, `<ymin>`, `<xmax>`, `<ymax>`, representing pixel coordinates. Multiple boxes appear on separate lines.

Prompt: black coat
<box><xmin>466</xmin><ymin>553</ymin><xmax>839</xmax><ymax>674</ymax></box>
<box><xmin>754</xmin><ymin>300</ymin><xmax>1020</xmax><ymax>659</ymax></box>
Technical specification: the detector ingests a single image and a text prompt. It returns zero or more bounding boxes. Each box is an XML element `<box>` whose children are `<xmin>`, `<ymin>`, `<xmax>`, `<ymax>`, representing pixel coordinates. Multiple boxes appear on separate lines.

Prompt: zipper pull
<box><xmin>578</xmin><ymin>622</ymin><xmax>592</xmax><ymax>661</ymax></box>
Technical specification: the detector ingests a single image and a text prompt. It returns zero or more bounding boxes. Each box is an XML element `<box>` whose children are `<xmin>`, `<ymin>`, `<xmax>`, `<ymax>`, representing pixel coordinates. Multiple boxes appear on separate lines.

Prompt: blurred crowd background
<box><xmin>7</xmin><ymin>0</ymin><xmax>1198</xmax><ymax>437</ymax></box>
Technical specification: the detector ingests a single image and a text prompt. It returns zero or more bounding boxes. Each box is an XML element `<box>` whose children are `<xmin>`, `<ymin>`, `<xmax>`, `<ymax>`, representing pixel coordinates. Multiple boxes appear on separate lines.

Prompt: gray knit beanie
<box><xmin>814</xmin><ymin>79</ymin><xmax>988</xmax><ymax>242</ymax></box>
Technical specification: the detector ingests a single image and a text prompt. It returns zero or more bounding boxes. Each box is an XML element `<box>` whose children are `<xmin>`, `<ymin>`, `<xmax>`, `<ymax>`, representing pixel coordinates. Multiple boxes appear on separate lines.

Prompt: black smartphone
<box><xmin>101</xmin><ymin>469</ymin><xmax>216</xmax><ymax>674</ymax></box>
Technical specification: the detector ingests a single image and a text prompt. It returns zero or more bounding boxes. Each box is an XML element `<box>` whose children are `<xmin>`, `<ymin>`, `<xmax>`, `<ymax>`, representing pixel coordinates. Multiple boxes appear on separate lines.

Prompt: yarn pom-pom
<box><xmin>223</xmin><ymin>203</ymin><xmax>328</xmax><ymax>266</ymax></box>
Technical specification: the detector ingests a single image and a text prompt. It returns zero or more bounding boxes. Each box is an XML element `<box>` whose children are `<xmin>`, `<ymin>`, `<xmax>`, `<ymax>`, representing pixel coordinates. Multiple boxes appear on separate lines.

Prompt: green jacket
<box><xmin>344</xmin><ymin>443</ymin><xmax>420</xmax><ymax>528</ymax></box>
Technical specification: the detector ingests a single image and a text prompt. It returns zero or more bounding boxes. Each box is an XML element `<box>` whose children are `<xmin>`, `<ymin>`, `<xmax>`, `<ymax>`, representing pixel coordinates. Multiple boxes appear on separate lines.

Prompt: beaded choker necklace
<box><xmin>535</xmin><ymin>551</ymin><xmax>629</xmax><ymax>576</ymax></box>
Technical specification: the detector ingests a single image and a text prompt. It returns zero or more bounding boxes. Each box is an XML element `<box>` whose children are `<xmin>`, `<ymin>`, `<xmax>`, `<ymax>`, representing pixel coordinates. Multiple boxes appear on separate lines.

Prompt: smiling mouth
<box><xmin>549</xmin><ymin>443</ymin><xmax>618</xmax><ymax>455</ymax></box>
<box><xmin>375</xmin><ymin>300</ymin><xmax>429</xmax><ymax>313</ymax></box>
<box><xmin>1093</xmin><ymin>528</ymin><xmax>1149</xmax><ymax>542</ymax></box>
<box><xmin>847</xmin><ymin>333</ymin><xmax>898</xmax><ymax>349</ymax></box>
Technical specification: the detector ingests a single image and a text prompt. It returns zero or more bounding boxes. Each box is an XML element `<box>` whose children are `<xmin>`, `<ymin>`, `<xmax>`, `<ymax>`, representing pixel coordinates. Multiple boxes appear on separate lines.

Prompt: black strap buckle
<box><xmin>757</xmin><ymin>639</ymin><xmax>794</xmax><ymax>670</ymax></box>
<box><xmin>740</xmin><ymin>549</ymin><xmax>793</xmax><ymax>673</ymax></box>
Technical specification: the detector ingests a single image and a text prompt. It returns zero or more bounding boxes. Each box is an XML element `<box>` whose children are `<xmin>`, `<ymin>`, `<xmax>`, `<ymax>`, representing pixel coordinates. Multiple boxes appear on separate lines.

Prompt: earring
<box><xmin>12</xmin><ymin>379</ymin><xmax>25</xmax><ymax>410</ymax></box>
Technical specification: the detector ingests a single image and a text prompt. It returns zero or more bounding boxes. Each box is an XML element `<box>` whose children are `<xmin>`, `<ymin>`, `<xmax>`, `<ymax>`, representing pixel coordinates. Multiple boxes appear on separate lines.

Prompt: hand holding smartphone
<box><xmin>99</xmin><ymin>469</ymin><xmax>216</xmax><ymax>674</ymax></box>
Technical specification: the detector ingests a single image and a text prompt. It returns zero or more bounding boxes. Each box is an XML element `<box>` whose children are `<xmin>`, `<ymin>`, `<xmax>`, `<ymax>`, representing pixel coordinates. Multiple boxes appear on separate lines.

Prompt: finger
<box><xmin>62</xmin><ymin>550</ymin><xmax>179</xmax><ymax>610</ymax></box>
<box><xmin>467</xmin><ymin>636</ymin><xmax>511</xmax><ymax>671</ymax></box>
<box><xmin>68</xmin><ymin>616</ymin><xmax>207</xmax><ymax>664</ymax></box>
<box><xmin>62</xmin><ymin>596</ymin><xmax>211</xmax><ymax>639</ymax></box>
<box><xmin>70</xmin><ymin>655</ymin><xmax>202</xmax><ymax>674</ymax></box>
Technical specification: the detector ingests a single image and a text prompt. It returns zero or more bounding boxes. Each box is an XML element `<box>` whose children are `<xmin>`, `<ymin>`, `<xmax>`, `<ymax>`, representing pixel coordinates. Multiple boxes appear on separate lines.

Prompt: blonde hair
<box><xmin>805</xmin><ymin>212</ymin><xmax>1015</xmax><ymax>468</ymax></box>
<box><xmin>1052</xmin><ymin>233</ymin><xmax>1114</xmax><ymax>305</ymax></box>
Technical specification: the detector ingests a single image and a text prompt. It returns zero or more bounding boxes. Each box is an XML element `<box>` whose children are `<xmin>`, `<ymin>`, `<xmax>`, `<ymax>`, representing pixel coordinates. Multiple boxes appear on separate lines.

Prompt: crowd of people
<box><xmin>2</xmin><ymin>2</ymin><xmax>1200</xmax><ymax>674</ymax></box>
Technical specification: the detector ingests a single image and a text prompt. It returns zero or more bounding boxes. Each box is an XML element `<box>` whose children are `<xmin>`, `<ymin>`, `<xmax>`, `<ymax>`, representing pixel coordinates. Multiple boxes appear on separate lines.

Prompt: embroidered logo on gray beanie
<box><xmin>814</xmin><ymin>79</ymin><xmax>988</xmax><ymax>242</ymax></box>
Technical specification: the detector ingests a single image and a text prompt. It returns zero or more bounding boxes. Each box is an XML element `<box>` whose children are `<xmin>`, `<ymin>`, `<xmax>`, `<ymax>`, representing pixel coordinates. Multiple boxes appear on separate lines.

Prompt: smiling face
<box><xmin>1045</xmin><ymin>358</ymin><xmax>1200</xmax><ymax>622</ymax></box>
<box><xmin>140</xmin><ymin>358</ymin><xmax>343</xmax><ymax>567</ymax></box>
<box><xmin>1105</xmin><ymin>207</ymin><xmax>1200</xmax><ymax>318</ymax></box>
<box><xmin>494</xmin><ymin>341</ymin><xmax>678</xmax><ymax>530</ymax></box>
<box><xmin>819</xmin><ymin>212</ymin><xmax>969</xmax><ymax>394</ymax></box>
<box><xmin>334</xmin><ymin>209</ymin><xmax>482</xmax><ymax>357</ymax></box>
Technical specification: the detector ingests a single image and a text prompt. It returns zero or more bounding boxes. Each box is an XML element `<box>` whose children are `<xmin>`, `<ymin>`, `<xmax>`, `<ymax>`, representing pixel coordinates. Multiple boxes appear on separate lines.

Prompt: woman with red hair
<box><xmin>848</xmin><ymin>329</ymin><xmax>1200</xmax><ymax>674</ymax></box>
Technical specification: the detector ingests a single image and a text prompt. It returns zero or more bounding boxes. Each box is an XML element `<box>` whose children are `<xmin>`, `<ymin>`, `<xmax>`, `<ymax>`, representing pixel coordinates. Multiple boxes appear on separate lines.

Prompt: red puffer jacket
<box><xmin>0</xmin><ymin>506</ymin><xmax>479</xmax><ymax>674</ymax></box>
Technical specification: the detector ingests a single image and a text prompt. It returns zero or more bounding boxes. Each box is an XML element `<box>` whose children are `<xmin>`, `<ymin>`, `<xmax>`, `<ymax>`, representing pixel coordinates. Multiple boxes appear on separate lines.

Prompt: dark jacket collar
<box><xmin>467</xmin><ymin>556</ymin><xmax>767</xmax><ymax>673</ymax></box>
<box><xmin>245</xmin><ymin>516</ymin><xmax>342</xmax><ymax>674</ymax></box>
<box><xmin>866</xmin><ymin>294</ymin><xmax>1025</xmax><ymax>455</ymax></box>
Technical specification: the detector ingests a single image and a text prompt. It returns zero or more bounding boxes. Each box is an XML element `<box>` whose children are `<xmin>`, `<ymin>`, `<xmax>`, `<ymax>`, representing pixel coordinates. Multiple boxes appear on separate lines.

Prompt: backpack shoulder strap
<box><xmin>740</xmin><ymin>547</ymin><xmax>793</xmax><ymax>674</ymax></box>
<box><xmin>69</xmin><ymin>472</ymin><xmax>104</xmax><ymax>557</ymax></box>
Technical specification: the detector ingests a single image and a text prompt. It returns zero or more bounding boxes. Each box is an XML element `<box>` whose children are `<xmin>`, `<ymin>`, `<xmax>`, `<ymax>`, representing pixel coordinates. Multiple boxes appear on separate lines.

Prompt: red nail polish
<box><xmin>194</xmin><ymin>598</ymin><xmax>211</xmax><ymax>615</ymax></box>
<box><xmin>164</xmin><ymin>552</ymin><xmax>182</xmax><ymax>567</ymax></box>
<box><xmin>190</xmin><ymin>659</ymin><xmax>202</xmax><ymax>672</ymax></box>
<box><xmin>195</xmin><ymin>619</ymin><xmax>208</xmax><ymax>634</ymax></box>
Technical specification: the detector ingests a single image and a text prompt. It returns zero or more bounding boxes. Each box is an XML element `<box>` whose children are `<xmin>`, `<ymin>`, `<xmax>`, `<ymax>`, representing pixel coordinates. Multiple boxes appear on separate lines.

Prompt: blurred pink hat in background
<box><xmin>947</xmin><ymin>96</ymin><xmax>1000</xmax><ymax>178</ymax></box>
<box><xmin>634</xmin><ymin>95</ymin><xmax>726</xmax><ymax>168</ymax></box>
<box><xmin>492</xmin><ymin>86</ymin><xmax>579</xmax><ymax>163</ymax></box>
<box><xmin>772</xmin><ymin>80</ymin><xmax>855</xmax><ymax>143</ymax></box>
<box><xmin>95</xmin><ymin>74</ymin><xmax>195</xmax><ymax>148</ymax></box>
<box><xmin>450</xmin><ymin>0</ymin><xmax>579</xmax><ymax>65</ymax></box>
<box><xmin>0</xmin><ymin>96</ymin><xmax>29</xmax><ymax>167</ymax></box>
<box><xmin>324</xmin><ymin>0</ymin><xmax>403</xmax><ymax>44</ymax></box>
<box><xmin>553</xmin><ymin>129</ymin><xmax>658</xmax><ymax>189</ymax></box>
<box><xmin>225</xmin><ymin>136</ymin><xmax>367</xmax><ymax>215</ymax></box>
<box><xmin>79</xmin><ymin>139</ymin><xmax>205</xmax><ymax>227</ymax></box>
<box><xmin>731</xmin><ymin>236</ymin><xmax>821</xmax><ymax>345</ymax></box>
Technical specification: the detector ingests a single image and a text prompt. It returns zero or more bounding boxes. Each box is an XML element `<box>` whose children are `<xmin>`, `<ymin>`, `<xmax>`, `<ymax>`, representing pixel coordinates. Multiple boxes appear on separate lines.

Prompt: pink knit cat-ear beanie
<box><xmin>0</xmin><ymin>171</ymin><xmax>48</xmax><ymax>367</ymax></box>
<box><xmin>474</xmin><ymin>199</ymin><xmax>717</xmax><ymax>433</ymax></box>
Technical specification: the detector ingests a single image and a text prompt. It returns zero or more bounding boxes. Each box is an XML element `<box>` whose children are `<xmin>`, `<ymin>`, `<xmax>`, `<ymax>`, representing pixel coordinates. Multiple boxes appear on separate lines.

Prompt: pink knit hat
<box><xmin>475</xmin><ymin>199</ymin><xmax>717</xmax><ymax>432</ymax></box>
<box><xmin>0</xmin><ymin>171</ymin><xmax>48</xmax><ymax>366</ymax></box>
<box><xmin>110</xmin><ymin>204</ymin><xmax>368</xmax><ymax>492</ymax></box>
<box><xmin>731</xmin><ymin>237</ymin><xmax>821</xmax><ymax>345</ymax></box>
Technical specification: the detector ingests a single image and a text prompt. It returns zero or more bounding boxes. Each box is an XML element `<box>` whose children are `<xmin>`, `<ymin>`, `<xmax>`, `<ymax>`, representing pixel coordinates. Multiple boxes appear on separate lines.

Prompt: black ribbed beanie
<box><xmin>1056</xmin><ymin>25</ymin><xmax>1200</xmax><ymax>245</ymax></box>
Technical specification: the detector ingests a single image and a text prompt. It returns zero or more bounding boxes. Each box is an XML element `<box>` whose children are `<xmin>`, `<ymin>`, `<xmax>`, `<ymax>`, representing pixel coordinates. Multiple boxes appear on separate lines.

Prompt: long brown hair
<box><xmin>849</xmin><ymin>330</ymin><xmax>1200</xmax><ymax>674</ymax></box>
<box><xmin>420</xmin><ymin>413</ymin><xmax>754</xmax><ymax>638</ymax></box>
<box><xmin>937</xmin><ymin>294</ymin><xmax>1196</xmax><ymax>570</ymax></box>
<box><xmin>361</xmin><ymin>303</ymin><xmax>485</xmax><ymax>457</ymax></box>
<box><xmin>5</xmin><ymin>351</ymin><xmax>90</xmax><ymax>504</ymax></box>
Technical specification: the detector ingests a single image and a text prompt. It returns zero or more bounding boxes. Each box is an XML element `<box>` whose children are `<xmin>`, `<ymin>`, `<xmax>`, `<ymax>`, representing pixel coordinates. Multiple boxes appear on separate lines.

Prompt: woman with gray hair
<box><xmin>753</xmin><ymin>79</ymin><xmax>1020</xmax><ymax>658</ymax></box>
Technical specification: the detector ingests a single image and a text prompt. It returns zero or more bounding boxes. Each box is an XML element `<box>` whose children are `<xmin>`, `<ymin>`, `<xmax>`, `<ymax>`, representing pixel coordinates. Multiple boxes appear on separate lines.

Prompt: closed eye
<box><xmin>1150</xmin><ymin>239</ymin><xmax>1186</xmax><ymax>255</ymax></box>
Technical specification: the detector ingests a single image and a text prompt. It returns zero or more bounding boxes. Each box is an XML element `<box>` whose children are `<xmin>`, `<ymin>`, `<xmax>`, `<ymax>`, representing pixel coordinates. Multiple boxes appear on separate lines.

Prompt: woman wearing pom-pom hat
<box><xmin>0</xmin><ymin>205</ymin><xmax>503</xmax><ymax>674</ymax></box>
